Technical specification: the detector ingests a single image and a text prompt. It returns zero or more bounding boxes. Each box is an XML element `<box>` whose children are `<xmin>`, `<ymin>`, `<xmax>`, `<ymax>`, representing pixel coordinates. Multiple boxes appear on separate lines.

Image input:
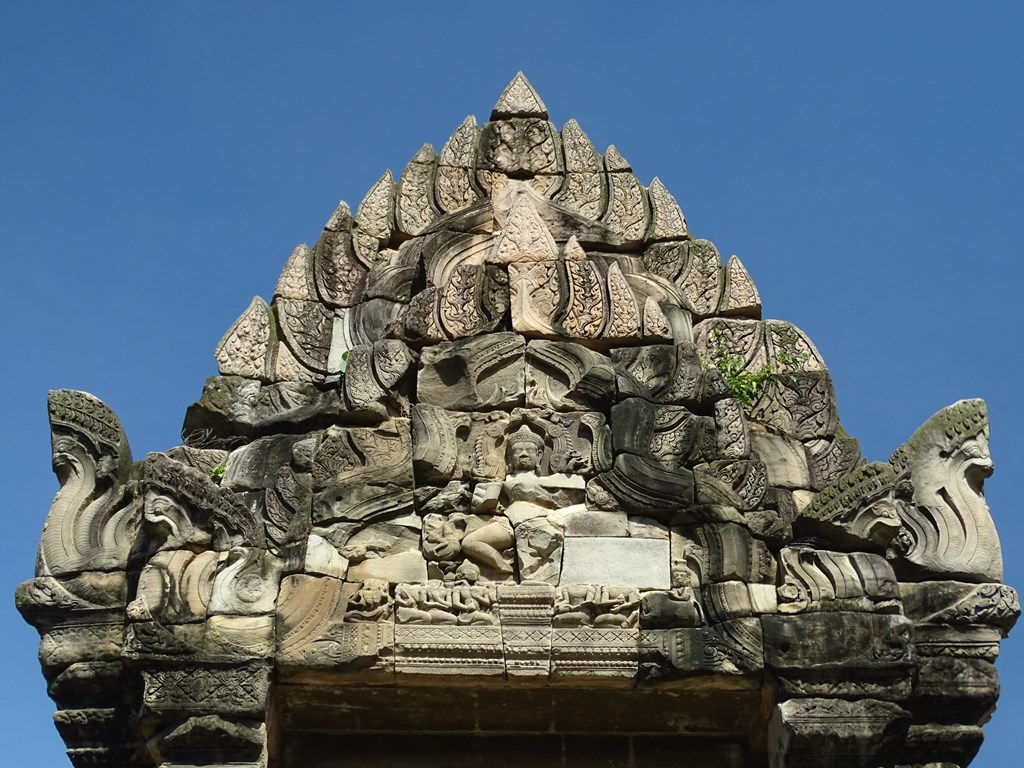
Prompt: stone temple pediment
<box><xmin>17</xmin><ymin>73</ymin><xmax>1019</xmax><ymax>768</ymax></box>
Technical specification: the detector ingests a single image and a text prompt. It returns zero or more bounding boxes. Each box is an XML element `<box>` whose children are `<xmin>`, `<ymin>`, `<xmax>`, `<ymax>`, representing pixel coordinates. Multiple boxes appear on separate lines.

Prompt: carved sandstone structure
<box><xmin>17</xmin><ymin>74</ymin><xmax>1018</xmax><ymax>768</ymax></box>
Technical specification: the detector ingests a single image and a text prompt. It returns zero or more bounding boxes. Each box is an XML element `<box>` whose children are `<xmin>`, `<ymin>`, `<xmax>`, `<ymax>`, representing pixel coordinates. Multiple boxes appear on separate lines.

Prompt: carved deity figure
<box><xmin>395</xmin><ymin>582</ymin><xmax>458</xmax><ymax>625</ymax></box>
<box><xmin>345</xmin><ymin>579</ymin><xmax>392</xmax><ymax>622</ymax></box>
<box><xmin>593</xmin><ymin>585</ymin><xmax>641</xmax><ymax>628</ymax></box>
<box><xmin>457</xmin><ymin>584</ymin><xmax>498</xmax><ymax>624</ymax></box>
<box><xmin>476</xmin><ymin>426</ymin><xmax>586</xmax><ymax>526</ymax></box>
<box><xmin>553</xmin><ymin>584</ymin><xmax>597</xmax><ymax>627</ymax></box>
<box><xmin>422</xmin><ymin>512</ymin><xmax>514</xmax><ymax>577</ymax></box>
<box><xmin>394</xmin><ymin>581</ymin><xmax>497</xmax><ymax>625</ymax></box>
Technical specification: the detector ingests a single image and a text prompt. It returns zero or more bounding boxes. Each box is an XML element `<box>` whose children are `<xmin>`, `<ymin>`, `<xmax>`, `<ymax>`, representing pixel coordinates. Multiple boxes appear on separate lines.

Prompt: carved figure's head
<box><xmin>506</xmin><ymin>426</ymin><xmax>544</xmax><ymax>472</ymax></box>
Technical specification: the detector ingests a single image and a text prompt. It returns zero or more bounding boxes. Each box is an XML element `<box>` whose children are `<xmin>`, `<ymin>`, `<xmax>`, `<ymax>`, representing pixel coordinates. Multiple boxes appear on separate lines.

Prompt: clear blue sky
<box><xmin>2</xmin><ymin>4</ymin><xmax>1021</xmax><ymax>765</ymax></box>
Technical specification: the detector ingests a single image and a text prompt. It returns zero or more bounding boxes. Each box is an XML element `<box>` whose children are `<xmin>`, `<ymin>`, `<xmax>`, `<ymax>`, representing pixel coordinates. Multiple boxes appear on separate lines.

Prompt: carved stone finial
<box><xmin>40</xmin><ymin>390</ymin><xmax>135</xmax><ymax>577</ymax></box>
<box><xmin>436</xmin><ymin>115</ymin><xmax>480</xmax><ymax>214</ymax></box>
<box><xmin>491</xmin><ymin>72</ymin><xmax>548</xmax><ymax>120</ymax></box>
<box><xmin>273</xmin><ymin>244</ymin><xmax>315</xmax><ymax>301</ymax></box>
<box><xmin>647</xmin><ymin>177</ymin><xmax>688</xmax><ymax>241</ymax></box>
<box><xmin>214</xmin><ymin>296</ymin><xmax>272</xmax><ymax>380</ymax></box>
<box><xmin>323</xmin><ymin>200</ymin><xmax>352</xmax><ymax>232</ymax></box>
<box><xmin>604</xmin><ymin>145</ymin><xmax>631</xmax><ymax>172</ymax></box>
<box><xmin>563</xmin><ymin>235</ymin><xmax>586</xmax><ymax>261</ymax></box>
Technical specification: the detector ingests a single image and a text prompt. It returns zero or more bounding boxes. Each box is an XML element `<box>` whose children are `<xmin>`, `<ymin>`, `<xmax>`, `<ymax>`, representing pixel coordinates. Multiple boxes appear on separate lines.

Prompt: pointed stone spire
<box><xmin>323</xmin><ymin>201</ymin><xmax>352</xmax><ymax>232</ymax></box>
<box><xmin>648</xmin><ymin>177</ymin><xmax>688</xmax><ymax>240</ymax></box>
<box><xmin>215</xmin><ymin>297</ymin><xmax>272</xmax><ymax>379</ymax></box>
<box><xmin>604</xmin><ymin>145</ymin><xmax>632</xmax><ymax>172</ymax></box>
<box><xmin>274</xmin><ymin>244</ymin><xmax>315</xmax><ymax>301</ymax></box>
<box><xmin>563</xmin><ymin>235</ymin><xmax>587</xmax><ymax>262</ymax></box>
<box><xmin>491</xmin><ymin>72</ymin><xmax>548</xmax><ymax>120</ymax></box>
<box><xmin>718</xmin><ymin>255</ymin><xmax>762</xmax><ymax>319</ymax></box>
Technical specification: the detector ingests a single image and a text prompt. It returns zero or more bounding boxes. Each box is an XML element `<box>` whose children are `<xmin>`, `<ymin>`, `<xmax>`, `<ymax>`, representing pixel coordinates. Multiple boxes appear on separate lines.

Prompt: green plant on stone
<box><xmin>704</xmin><ymin>329</ymin><xmax>808</xmax><ymax>407</ymax></box>
<box><xmin>210</xmin><ymin>462</ymin><xmax>226</xmax><ymax>485</ymax></box>
<box><xmin>331</xmin><ymin>349</ymin><xmax>351</xmax><ymax>390</ymax></box>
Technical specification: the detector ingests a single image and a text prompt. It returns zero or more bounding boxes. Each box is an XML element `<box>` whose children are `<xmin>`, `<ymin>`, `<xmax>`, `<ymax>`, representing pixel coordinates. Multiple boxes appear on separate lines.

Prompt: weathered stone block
<box><xmin>411</xmin><ymin>405</ymin><xmax>509</xmax><ymax>484</ymax></box>
<box><xmin>763</xmin><ymin>612</ymin><xmax>915</xmax><ymax>700</ymax></box>
<box><xmin>550</xmin><ymin>627</ymin><xmax>638</xmax><ymax>684</ymax></box>
<box><xmin>674</xmin><ymin>522</ymin><xmax>775</xmax><ymax>585</ymax></box>
<box><xmin>613</xmin><ymin>342</ymin><xmax>724</xmax><ymax>407</ymax></box>
<box><xmin>525</xmin><ymin>340</ymin><xmax>617</xmax><ymax>411</ymax></box>
<box><xmin>702</xmin><ymin>581</ymin><xmax>777</xmax><ymax>622</ymax></box>
<box><xmin>588</xmin><ymin>454</ymin><xmax>695</xmax><ymax>521</ymax></box>
<box><xmin>418</xmin><ymin>333</ymin><xmax>526</xmax><ymax>411</ymax></box>
<box><xmin>312</xmin><ymin>483</ymin><xmax>414</xmax><ymax>527</ymax></box>
<box><xmin>749</xmin><ymin>431</ymin><xmax>813</xmax><ymax>490</ymax></box>
<box><xmin>395</xmin><ymin>624</ymin><xmax>504</xmax><ymax>680</ymax></box>
<box><xmin>639</xmin><ymin>619</ymin><xmax>764</xmax><ymax>681</ymax></box>
<box><xmin>770</xmin><ymin>698</ymin><xmax>910</xmax><ymax>768</ymax></box>
<box><xmin>222</xmin><ymin>434</ymin><xmax>311</xmax><ymax>491</ymax></box>
<box><xmin>899</xmin><ymin>581</ymin><xmax>1019</xmax><ymax>633</ymax></box>
<box><xmin>796</xmin><ymin>461</ymin><xmax>901</xmax><ymax>551</ymax></box>
<box><xmin>276</xmin><ymin>575</ymin><xmax>393</xmax><ymax>678</ymax></box>
<box><xmin>693</xmin><ymin>459</ymin><xmax>767</xmax><ymax>511</ymax></box>
<box><xmin>515</xmin><ymin>518</ymin><xmax>564</xmax><ymax>585</ymax></box>
<box><xmin>141</xmin><ymin>664</ymin><xmax>271</xmax><ymax>716</ymax></box>
<box><xmin>182</xmin><ymin>376</ymin><xmax>261</xmax><ymax>444</ymax></box>
<box><xmin>897</xmin><ymin>724</ymin><xmax>984</xmax><ymax>767</ymax></box>
<box><xmin>776</xmin><ymin>547</ymin><xmax>900</xmax><ymax>614</ymax></box>
<box><xmin>560</xmin><ymin>537</ymin><xmax>670</xmax><ymax>589</ymax></box>
<box><xmin>611</xmin><ymin>398</ymin><xmax>709</xmax><ymax>469</ymax></box>
<box><xmin>909</xmin><ymin>656</ymin><xmax>999</xmax><ymax>723</ymax></box>
<box><xmin>548</xmin><ymin>508</ymin><xmax>628</xmax><ymax>537</ymax></box>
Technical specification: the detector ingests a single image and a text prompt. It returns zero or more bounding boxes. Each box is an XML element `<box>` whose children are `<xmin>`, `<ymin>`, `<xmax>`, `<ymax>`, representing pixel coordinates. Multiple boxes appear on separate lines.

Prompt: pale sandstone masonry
<box><xmin>17</xmin><ymin>73</ymin><xmax>1018</xmax><ymax>768</ymax></box>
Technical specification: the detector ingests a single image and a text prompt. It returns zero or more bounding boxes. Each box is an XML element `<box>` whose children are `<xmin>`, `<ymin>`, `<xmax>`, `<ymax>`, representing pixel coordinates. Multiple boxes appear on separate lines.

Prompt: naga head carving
<box><xmin>47</xmin><ymin>389</ymin><xmax>132</xmax><ymax>485</ymax></box>
<box><xmin>888</xmin><ymin>399</ymin><xmax>1001</xmax><ymax>582</ymax></box>
<box><xmin>38</xmin><ymin>390</ymin><xmax>136</xmax><ymax>577</ymax></box>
